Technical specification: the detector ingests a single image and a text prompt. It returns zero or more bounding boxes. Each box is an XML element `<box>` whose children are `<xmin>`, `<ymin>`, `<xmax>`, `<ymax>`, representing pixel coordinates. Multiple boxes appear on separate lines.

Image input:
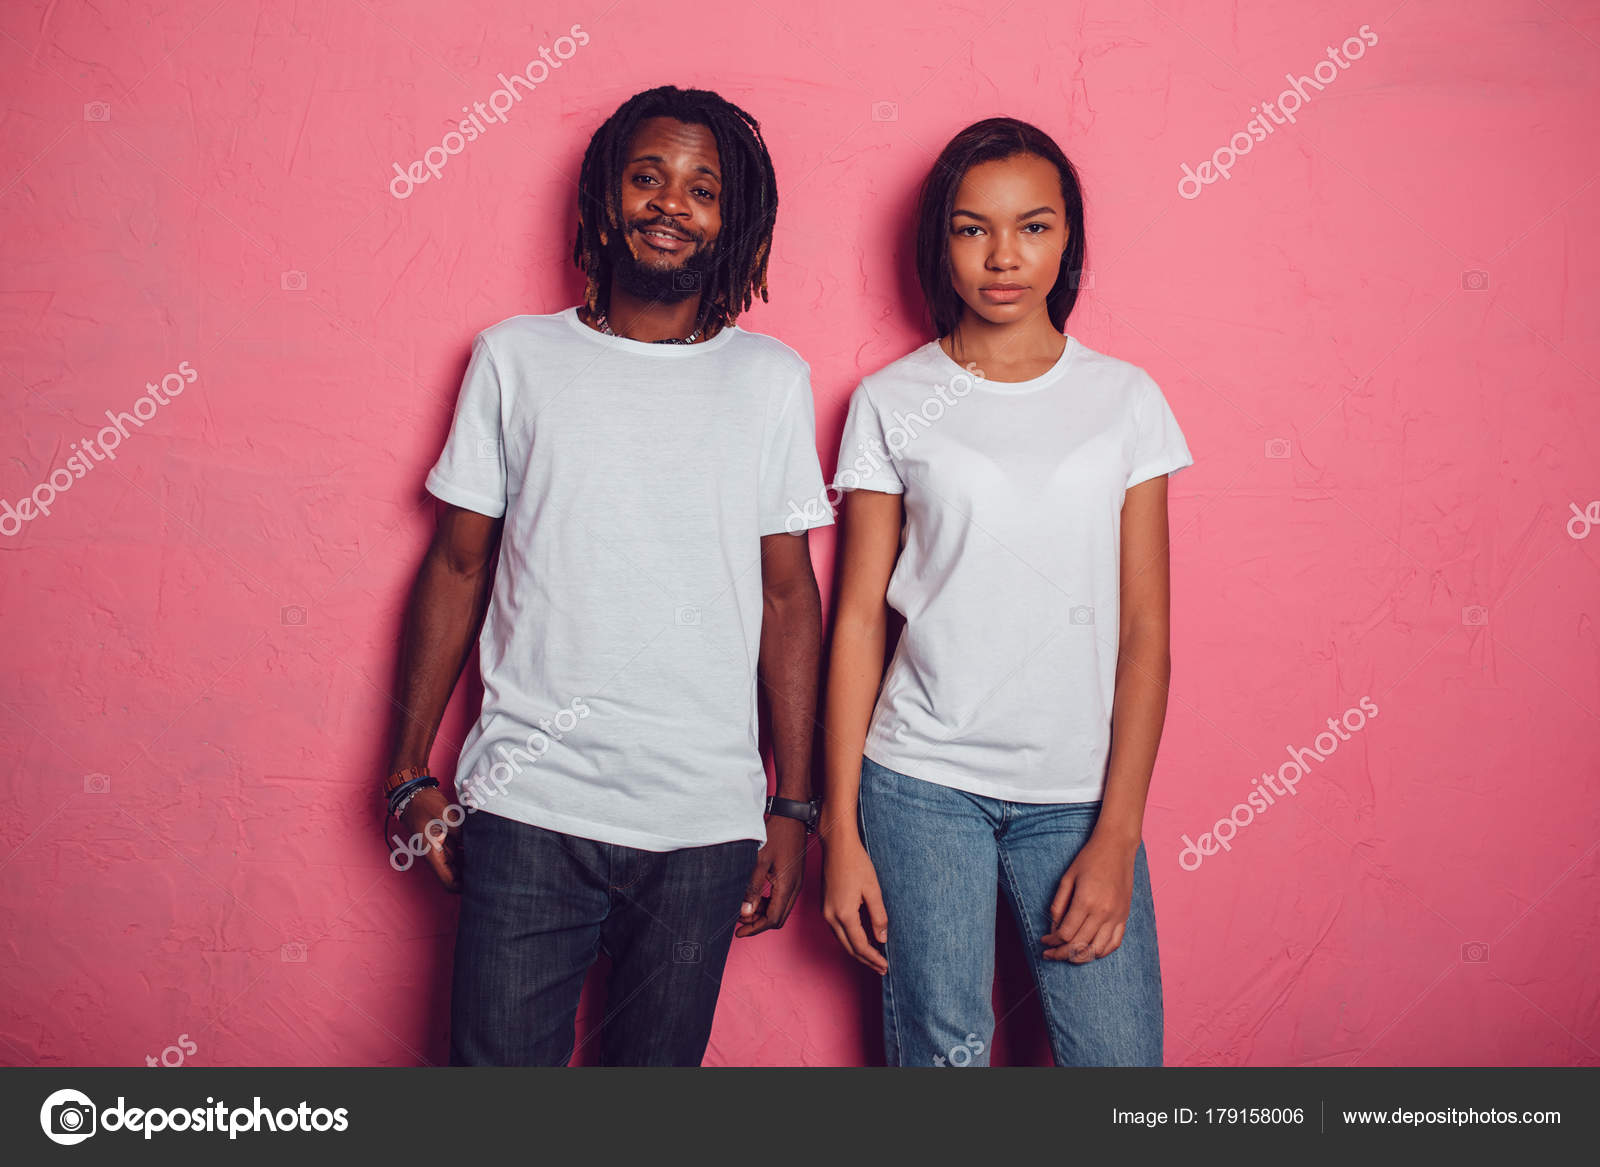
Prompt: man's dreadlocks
<box><xmin>573</xmin><ymin>85</ymin><xmax>778</xmax><ymax>337</ymax></box>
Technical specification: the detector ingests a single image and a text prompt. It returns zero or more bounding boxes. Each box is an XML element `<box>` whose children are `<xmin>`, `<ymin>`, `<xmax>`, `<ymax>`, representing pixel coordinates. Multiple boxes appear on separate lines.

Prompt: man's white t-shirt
<box><xmin>832</xmin><ymin>334</ymin><xmax>1193</xmax><ymax>803</ymax></box>
<box><xmin>425</xmin><ymin>306</ymin><xmax>833</xmax><ymax>851</ymax></box>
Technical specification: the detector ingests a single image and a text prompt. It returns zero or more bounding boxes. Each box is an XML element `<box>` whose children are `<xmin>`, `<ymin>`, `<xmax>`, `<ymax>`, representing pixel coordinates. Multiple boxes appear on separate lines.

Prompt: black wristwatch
<box><xmin>765</xmin><ymin>795</ymin><xmax>822</xmax><ymax>832</ymax></box>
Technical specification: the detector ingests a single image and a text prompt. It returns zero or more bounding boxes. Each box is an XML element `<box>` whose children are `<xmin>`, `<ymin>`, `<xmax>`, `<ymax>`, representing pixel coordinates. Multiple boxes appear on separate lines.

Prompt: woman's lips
<box><xmin>979</xmin><ymin>286</ymin><xmax>1026</xmax><ymax>302</ymax></box>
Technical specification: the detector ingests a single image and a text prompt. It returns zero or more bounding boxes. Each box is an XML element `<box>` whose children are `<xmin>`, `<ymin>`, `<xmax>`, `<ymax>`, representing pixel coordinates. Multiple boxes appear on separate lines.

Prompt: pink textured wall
<box><xmin>3</xmin><ymin>0</ymin><xmax>1597</xmax><ymax>1067</ymax></box>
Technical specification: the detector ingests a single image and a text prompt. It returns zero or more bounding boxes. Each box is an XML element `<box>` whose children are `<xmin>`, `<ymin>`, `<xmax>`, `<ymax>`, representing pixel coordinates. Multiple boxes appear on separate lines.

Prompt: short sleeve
<box><xmin>424</xmin><ymin>333</ymin><xmax>508</xmax><ymax>518</ymax></box>
<box><xmin>831</xmin><ymin>381</ymin><xmax>905</xmax><ymax>495</ymax></box>
<box><xmin>759</xmin><ymin>365</ymin><xmax>833</xmax><ymax>536</ymax></box>
<box><xmin>1126</xmin><ymin>373</ymin><xmax>1194</xmax><ymax>490</ymax></box>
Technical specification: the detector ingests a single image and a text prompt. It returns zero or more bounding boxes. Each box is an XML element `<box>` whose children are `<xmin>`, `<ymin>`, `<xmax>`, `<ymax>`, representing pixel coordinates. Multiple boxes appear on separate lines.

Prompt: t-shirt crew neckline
<box><xmin>561</xmin><ymin>305</ymin><xmax>739</xmax><ymax>356</ymax></box>
<box><xmin>928</xmin><ymin>333</ymin><xmax>1081</xmax><ymax>395</ymax></box>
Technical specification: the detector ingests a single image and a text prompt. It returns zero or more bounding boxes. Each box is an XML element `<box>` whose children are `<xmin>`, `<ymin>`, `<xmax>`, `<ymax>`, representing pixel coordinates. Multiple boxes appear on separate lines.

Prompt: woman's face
<box><xmin>945</xmin><ymin>152</ymin><xmax>1069</xmax><ymax>325</ymax></box>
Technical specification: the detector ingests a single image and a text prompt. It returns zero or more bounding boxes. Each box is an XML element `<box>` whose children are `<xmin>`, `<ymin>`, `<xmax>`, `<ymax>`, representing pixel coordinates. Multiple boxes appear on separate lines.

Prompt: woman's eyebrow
<box><xmin>950</xmin><ymin>206</ymin><xmax>1058</xmax><ymax>220</ymax></box>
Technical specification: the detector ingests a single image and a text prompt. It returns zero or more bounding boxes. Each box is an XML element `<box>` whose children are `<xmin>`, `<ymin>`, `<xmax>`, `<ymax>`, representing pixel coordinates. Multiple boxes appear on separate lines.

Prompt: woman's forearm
<box><xmin>820</xmin><ymin>604</ymin><xmax>887</xmax><ymax>843</ymax></box>
<box><xmin>1096</xmin><ymin>621</ymin><xmax>1172</xmax><ymax>848</ymax></box>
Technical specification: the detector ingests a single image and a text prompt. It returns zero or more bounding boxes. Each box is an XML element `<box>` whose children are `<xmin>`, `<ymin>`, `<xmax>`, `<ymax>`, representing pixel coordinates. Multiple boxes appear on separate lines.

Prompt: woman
<box><xmin>820</xmin><ymin>117</ymin><xmax>1193</xmax><ymax>1067</ymax></box>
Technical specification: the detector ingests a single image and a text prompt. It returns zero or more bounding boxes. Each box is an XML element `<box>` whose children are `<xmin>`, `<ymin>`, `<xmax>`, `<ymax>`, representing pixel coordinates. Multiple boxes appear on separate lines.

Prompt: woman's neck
<box><xmin>940</xmin><ymin>311</ymin><xmax>1065</xmax><ymax>377</ymax></box>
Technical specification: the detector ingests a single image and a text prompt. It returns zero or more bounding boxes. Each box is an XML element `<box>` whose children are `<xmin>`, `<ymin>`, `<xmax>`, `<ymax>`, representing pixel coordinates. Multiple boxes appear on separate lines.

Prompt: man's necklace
<box><xmin>590</xmin><ymin>310</ymin><xmax>703</xmax><ymax>345</ymax></box>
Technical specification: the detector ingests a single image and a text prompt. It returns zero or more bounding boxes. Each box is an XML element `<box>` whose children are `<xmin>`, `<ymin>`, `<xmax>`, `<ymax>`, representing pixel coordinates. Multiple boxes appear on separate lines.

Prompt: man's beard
<box><xmin>603</xmin><ymin>222</ymin><xmax>719</xmax><ymax>305</ymax></box>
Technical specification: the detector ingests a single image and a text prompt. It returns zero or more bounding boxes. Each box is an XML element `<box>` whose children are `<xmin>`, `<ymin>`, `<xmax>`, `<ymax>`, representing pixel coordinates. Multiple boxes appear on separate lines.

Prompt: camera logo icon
<box><xmin>40</xmin><ymin>1088</ymin><xmax>97</xmax><ymax>1145</ymax></box>
<box><xmin>672</xmin><ymin>270</ymin><xmax>702</xmax><ymax>291</ymax></box>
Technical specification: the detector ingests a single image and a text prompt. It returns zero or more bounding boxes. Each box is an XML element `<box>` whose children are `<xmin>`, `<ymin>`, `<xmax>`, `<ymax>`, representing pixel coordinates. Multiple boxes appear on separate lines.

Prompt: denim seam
<box><xmin>996</xmin><ymin>838</ymin><xmax>1068</xmax><ymax>1063</ymax></box>
<box><xmin>606</xmin><ymin>845</ymin><xmax>648</xmax><ymax>893</ymax></box>
<box><xmin>857</xmin><ymin>773</ymin><xmax>904</xmax><ymax>1066</ymax></box>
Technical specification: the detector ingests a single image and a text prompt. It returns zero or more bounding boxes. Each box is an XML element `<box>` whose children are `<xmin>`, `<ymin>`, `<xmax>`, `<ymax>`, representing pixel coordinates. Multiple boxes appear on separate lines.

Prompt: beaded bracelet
<box><xmin>386</xmin><ymin>774</ymin><xmax>439</xmax><ymax>818</ymax></box>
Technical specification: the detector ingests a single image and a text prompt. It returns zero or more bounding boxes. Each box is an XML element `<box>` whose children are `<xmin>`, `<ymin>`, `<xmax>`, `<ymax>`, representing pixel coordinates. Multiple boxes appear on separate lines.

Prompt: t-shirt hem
<box><xmin>831</xmin><ymin>478</ymin><xmax>904</xmax><ymax>495</ymax></box>
<box><xmin>862</xmin><ymin>744</ymin><xmax>1105</xmax><ymax>804</ymax></box>
<box><xmin>459</xmin><ymin>793</ymin><xmax>765</xmax><ymax>852</ymax></box>
<box><xmin>1126</xmin><ymin>454</ymin><xmax>1193</xmax><ymax>491</ymax></box>
<box><xmin>424</xmin><ymin>472</ymin><xmax>506</xmax><ymax>518</ymax></box>
<box><xmin>760</xmin><ymin>511</ymin><xmax>835</xmax><ymax>536</ymax></box>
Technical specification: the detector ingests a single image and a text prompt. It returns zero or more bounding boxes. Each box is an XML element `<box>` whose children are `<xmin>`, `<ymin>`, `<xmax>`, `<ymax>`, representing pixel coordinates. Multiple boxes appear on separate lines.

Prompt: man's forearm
<box><xmin>385</xmin><ymin>547</ymin><xmax>493</xmax><ymax>778</ymax></box>
<box><xmin>758</xmin><ymin>584</ymin><xmax>823</xmax><ymax>801</ymax></box>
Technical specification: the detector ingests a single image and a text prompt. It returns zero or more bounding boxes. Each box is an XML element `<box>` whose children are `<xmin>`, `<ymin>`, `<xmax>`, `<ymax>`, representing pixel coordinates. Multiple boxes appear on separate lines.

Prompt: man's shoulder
<box><xmin>725</xmin><ymin>320</ymin><xmax>811</xmax><ymax>383</ymax></box>
<box><xmin>474</xmin><ymin>309</ymin><xmax>571</xmax><ymax>352</ymax></box>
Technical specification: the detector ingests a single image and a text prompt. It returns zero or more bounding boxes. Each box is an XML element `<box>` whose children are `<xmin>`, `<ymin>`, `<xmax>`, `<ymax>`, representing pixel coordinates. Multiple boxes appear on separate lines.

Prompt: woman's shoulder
<box><xmin>1064</xmin><ymin>336</ymin><xmax>1169</xmax><ymax>418</ymax></box>
<box><xmin>1066</xmin><ymin>335</ymin><xmax>1154</xmax><ymax>389</ymax></box>
<box><xmin>852</xmin><ymin>337</ymin><xmax>955</xmax><ymax>400</ymax></box>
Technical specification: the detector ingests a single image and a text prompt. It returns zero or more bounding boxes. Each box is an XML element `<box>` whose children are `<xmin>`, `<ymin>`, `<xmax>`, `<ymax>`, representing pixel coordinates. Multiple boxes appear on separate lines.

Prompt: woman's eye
<box><xmin>955</xmin><ymin>225</ymin><xmax>982</xmax><ymax>236</ymax></box>
<box><xmin>1023</xmin><ymin>222</ymin><xmax>1048</xmax><ymax>233</ymax></box>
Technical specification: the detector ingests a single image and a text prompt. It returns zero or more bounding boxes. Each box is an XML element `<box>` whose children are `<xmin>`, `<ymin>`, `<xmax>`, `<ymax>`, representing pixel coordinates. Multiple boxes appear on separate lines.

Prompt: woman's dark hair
<box><xmin>573</xmin><ymin>85</ymin><xmax>779</xmax><ymax>336</ymax></box>
<box><xmin>913</xmin><ymin>117</ymin><xmax>1087</xmax><ymax>338</ymax></box>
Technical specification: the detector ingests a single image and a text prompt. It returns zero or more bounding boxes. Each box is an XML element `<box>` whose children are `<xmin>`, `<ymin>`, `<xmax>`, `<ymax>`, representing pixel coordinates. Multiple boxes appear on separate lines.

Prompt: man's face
<box><xmin>604</xmin><ymin>116</ymin><xmax>723</xmax><ymax>304</ymax></box>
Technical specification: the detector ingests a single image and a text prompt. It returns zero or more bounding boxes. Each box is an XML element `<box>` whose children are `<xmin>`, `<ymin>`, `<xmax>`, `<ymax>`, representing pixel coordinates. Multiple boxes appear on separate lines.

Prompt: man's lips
<box><xmin>637</xmin><ymin>225</ymin><xmax>692</xmax><ymax>251</ymax></box>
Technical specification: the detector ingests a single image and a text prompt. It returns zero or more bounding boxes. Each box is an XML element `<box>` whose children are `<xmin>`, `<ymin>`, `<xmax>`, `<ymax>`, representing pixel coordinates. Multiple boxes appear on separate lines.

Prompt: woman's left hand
<box><xmin>1041</xmin><ymin>832</ymin><xmax>1138</xmax><ymax>962</ymax></box>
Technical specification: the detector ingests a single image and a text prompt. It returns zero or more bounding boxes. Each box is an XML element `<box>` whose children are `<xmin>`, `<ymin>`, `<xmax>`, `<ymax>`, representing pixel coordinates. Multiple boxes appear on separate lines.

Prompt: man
<box><xmin>383</xmin><ymin>85</ymin><xmax>832</xmax><ymax>1066</ymax></box>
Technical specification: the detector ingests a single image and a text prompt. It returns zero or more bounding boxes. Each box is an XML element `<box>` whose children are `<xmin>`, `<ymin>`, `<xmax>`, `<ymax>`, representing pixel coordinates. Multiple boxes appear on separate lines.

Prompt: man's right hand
<box><xmin>395</xmin><ymin>786</ymin><xmax>464</xmax><ymax>893</ymax></box>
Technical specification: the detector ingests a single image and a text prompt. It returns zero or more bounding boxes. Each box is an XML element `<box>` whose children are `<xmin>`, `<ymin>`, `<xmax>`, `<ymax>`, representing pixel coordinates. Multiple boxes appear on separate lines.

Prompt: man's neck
<box><xmin>596</xmin><ymin>289</ymin><xmax>718</xmax><ymax>343</ymax></box>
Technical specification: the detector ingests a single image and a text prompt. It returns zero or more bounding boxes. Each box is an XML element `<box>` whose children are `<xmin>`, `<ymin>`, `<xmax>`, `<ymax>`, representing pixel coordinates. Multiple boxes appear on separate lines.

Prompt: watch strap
<box><xmin>765</xmin><ymin>794</ymin><xmax>821</xmax><ymax>828</ymax></box>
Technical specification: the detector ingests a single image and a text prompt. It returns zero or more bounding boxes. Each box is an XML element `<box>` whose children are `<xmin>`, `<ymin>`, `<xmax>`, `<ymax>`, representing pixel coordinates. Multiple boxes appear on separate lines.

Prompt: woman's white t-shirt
<box><xmin>832</xmin><ymin>334</ymin><xmax>1194</xmax><ymax>803</ymax></box>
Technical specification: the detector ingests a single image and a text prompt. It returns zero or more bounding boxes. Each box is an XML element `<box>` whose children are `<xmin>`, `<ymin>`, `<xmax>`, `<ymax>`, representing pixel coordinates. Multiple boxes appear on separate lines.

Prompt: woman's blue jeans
<box><xmin>857</xmin><ymin>755</ymin><xmax>1164</xmax><ymax>1066</ymax></box>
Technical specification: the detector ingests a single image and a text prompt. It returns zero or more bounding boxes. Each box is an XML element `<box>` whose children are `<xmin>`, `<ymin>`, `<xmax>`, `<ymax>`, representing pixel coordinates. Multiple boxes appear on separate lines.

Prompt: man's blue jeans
<box><xmin>857</xmin><ymin>755</ymin><xmax>1164</xmax><ymax>1066</ymax></box>
<box><xmin>449</xmin><ymin>808</ymin><xmax>757</xmax><ymax>1066</ymax></box>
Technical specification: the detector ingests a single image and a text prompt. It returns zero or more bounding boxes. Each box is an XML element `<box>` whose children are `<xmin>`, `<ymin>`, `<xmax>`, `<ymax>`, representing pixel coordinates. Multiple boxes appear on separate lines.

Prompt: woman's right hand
<box><xmin>821</xmin><ymin>834</ymin><xmax>889</xmax><ymax>974</ymax></box>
